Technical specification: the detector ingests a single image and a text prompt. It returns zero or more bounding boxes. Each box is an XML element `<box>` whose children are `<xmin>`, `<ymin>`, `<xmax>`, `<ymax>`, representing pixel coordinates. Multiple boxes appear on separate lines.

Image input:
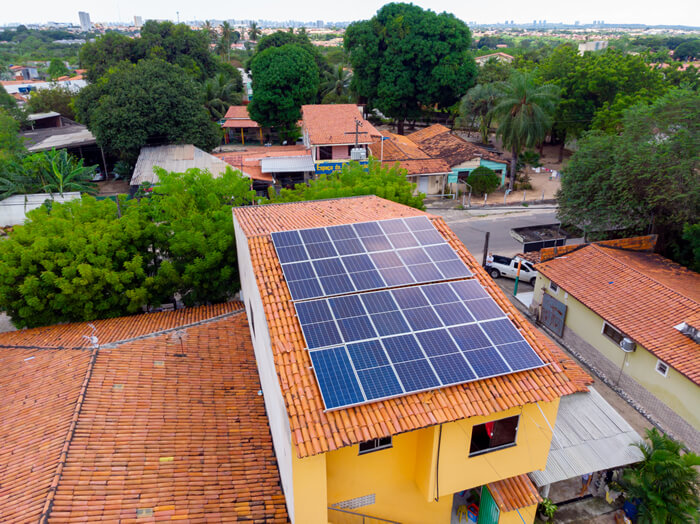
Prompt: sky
<box><xmin>2</xmin><ymin>0</ymin><xmax>699</xmax><ymax>27</ymax></box>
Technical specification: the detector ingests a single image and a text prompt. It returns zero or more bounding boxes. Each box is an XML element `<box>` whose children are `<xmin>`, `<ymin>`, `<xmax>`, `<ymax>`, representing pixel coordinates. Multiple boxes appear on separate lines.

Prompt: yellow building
<box><xmin>532</xmin><ymin>237</ymin><xmax>700</xmax><ymax>453</ymax></box>
<box><xmin>233</xmin><ymin>196</ymin><xmax>590</xmax><ymax>524</ymax></box>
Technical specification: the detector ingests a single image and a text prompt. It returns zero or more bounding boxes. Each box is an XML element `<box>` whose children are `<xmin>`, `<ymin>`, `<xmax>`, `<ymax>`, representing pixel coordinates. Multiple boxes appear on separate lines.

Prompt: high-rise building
<box><xmin>316</xmin><ymin>20</ymin><xmax>324</xmax><ymax>28</ymax></box>
<box><xmin>78</xmin><ymin>11</ymin><xmax>91</xmax><ymax>32</ymax></box>
<box><xmin>134</xmin><ymin>16</ymin><xmax>143</xmax><ymax>27</ymax></box>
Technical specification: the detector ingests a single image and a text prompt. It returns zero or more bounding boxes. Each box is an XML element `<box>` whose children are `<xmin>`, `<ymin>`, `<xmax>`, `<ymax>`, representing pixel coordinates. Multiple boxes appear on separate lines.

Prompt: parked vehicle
<box><xmin>485</xmin><ymin>254</ymin><xmax>538</xmax><ymax>285</ymax></box>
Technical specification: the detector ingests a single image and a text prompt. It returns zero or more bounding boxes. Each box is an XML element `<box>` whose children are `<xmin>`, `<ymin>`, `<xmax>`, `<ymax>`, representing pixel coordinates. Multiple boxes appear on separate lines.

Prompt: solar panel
<box><xmin>271</xmin><ymin>217</ymin><xmax>473</xmax><ymax>301</ymax></box>
<box><xmin>299</xmin><ymin>281</ymin><xmax>547</xmax><ymax>410</ymax></box>
<box><xmin>309</xmin><ymin>347</ymin><xmax>364</xmax><ymax>410</ymax></box>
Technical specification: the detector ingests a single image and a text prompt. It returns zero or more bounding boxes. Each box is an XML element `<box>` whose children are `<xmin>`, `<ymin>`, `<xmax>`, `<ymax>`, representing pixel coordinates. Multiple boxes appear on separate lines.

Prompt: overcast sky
<box><xmin>2</xmin><ymin>0</ymin><xmax>699</xmax><ymax>27</ymax></box>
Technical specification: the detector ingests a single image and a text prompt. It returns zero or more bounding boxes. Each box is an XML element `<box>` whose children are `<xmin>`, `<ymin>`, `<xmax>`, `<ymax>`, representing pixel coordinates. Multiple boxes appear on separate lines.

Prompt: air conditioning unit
<box><xmin>620</xmin><ymin>337</ymin><xmax>636</xmax><ymax>352</ymax></box>
<box><xmin>350</xmin><ymin>147</ymin><xmax>367</xmax><ymax>161</ymax></box>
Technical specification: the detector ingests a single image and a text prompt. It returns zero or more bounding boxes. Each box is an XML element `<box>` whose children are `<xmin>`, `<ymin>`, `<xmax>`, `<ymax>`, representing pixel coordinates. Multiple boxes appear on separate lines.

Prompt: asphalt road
<box><xmin>432</xmin><ymin>208</ymin><xmax>583</xmax><ymax>260</ymax></box>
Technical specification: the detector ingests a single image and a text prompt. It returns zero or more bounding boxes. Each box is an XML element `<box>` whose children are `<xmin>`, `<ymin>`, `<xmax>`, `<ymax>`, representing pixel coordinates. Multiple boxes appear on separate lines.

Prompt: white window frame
<box><xmin>655</xmin><ymin>360</ymin><xmax>669</xmax><ymax>377</ymax></box>
<box><xmin>548</xmin><ymin>281</ymin><xmax>559</xmax><ymax>294</ymax></box>
<box><xmin>358</xmin><ymin>436</ymin><xmax>392</xmax><ymax>455</ymax></box>
<box><xmin>601</xmin><ymin>321</ymin><xmax>624</xmax><ymax>345</ymax></box>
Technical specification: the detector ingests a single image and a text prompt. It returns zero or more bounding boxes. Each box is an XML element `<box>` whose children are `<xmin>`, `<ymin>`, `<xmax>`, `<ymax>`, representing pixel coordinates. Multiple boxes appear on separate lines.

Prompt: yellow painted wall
<box><xmin>499</xmin><ymin>503</ymin><xmax>538</xmax><ymax>524</ymax></box>
<box><xmin>292</xmin><ymin>450</ymin><xmax>329</xmax><ymax>524</ymax></box>
<box><xmin>535</xmin><ymin>276</ymin><xmax>700</xmax><ymax>431</ymax></box>
<box><xmin>324</xmin><ymin>400</ymin><xmax>559</xmax><ymax>524</ymax></box>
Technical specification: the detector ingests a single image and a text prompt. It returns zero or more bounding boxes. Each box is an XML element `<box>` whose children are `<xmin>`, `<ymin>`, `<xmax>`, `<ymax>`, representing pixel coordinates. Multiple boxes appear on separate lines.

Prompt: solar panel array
<box><xmin>297</xmin><ymin>280</ymin><xmax>546</xmax><ymax>410</ymax></box>
<box><xmin>271</xmin><ymin>216</ymin><xmax>472</xmax><ymax>301</ymax></box>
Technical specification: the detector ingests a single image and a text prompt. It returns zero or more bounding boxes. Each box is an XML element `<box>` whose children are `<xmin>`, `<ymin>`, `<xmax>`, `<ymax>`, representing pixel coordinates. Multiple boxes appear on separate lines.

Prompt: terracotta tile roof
<box><xmin>0</xmin><ymin>305</ymin><xmax>289</xmax><ymax>523</ymax></box>
<box><xmin>0</xmin><ymin>303</ymin><xmax>241</xmax><ymax>349</ymax></box>
<box><xmin>536</xmin><ymin>244</ymin><xmax>700</xmax><ymax>385</ymax></box>
<box><xmin>368</xmin><ymin>131</ymin><xmax>451</xmax><ymax>175</ymax></box>
<box><xmin>382</xmin><ymin>159</ymin><xmax>452</xmax><ymax>176</ymax></box>
<box><xmin>233</xmin><ymin>197</ymin><xmax>590</xmax><ymax>458</ymax></box>
<box><xmin>538</xmin><ymin>235</ymin><xmax>657</xmax><ymax>263</ymax></box>
<box><xmin>215</xmin><ymin>146</ymin><xmax>310</xmax><ymax>183</ymax></box>
<box><xmin>407</xmin><ymin>124</ymin><xmax>506</xmax><ymax>167</ymax></box>
<box><xmin>302</xmin><ymin>104</ymin><xmax>382</xmax><ymax>146</ymax></box>
<box><xmin>488</xmin><ymin>474</ymin><xmax>542</xmax><ymax>512</ymax></box>
<box><xmin>223</xmin><ymin>105</ymin><xmax>260</xmax><ymax>128</ymax></box>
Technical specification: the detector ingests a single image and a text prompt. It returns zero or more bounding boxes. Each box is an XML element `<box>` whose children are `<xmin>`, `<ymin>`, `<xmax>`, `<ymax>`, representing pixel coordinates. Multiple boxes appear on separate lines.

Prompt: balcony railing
<box><xmin>328</xmin><ymin>507</ymin><xmax>401</xmax><ymax>524</ymax></box>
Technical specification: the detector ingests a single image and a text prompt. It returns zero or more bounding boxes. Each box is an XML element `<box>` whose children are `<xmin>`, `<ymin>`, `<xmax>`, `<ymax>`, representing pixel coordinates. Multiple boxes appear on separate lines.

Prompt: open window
<box><xmin>602</xmin><ymin>322</ymin><xmax>624</xmax><ymax>345</ymax></box>
<box><xmin>319</xmin><ymin>146</ymin><xmax>332</xmax><ymax>160</ymax></box>
<box><xmin>359</xmin><ymin>436</ymin><xmax>392</xmax><ymax>455</ymax></box>
<box><xmin>469</xmin><ymin>415</ymin><xmax>519</xmax><ymax>456</ymax></box>
<box><xmin>655</xmin><ymin>360</ymin><xmax>669</xmax><ymax>377</ymax></box>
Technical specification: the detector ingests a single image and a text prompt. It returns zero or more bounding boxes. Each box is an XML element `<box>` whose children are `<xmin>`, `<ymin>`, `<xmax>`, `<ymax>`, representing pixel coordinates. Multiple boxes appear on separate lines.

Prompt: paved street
<box><xmin>431</xmin><ymin>206</ymin><xmax>583</xmax><ymax>259</ymax></box>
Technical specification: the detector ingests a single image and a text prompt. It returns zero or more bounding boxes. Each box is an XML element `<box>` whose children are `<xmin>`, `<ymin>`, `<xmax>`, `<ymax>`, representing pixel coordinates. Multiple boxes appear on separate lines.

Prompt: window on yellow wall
<box><xmin>358</xmin><ymin>436</ymin><xmax>392</xmax><ymax>455</ymax></box>
<box><xmin>602</xmin><ymin>322</ymin><xmax>624</xmax><ymax>345</ymax></box>
<box><xmin>469</xmin><ymin>415</ymin><xmax>519</xmax><ymax>456</ymax></box>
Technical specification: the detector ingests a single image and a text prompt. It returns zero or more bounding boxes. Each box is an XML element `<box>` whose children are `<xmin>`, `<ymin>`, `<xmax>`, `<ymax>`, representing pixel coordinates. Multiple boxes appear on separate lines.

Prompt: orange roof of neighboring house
<box><xmin>74</xmin><ymin>68</ymin><xmax>87</xmax><ymax>74</ymax></box>
<box><xmin>0</xmin><ymin>304</ymin><xmax>289</xmax><ymax>523</ymax></box>
<box><xmin>56</xmin><ymin>75</ymin><xmax>70</xmax><ymax>81</ymax></box>
<box><xmin>488</xmin><ymin>474</ymin><xmax>542</xmax><ymax>512</ymax></box>
<box><xmin>0</xmin><ymin>79</ymin><xmax>43</xmax><ymax>85</ymax></box>
<box><xmin>68</xmin><ymin>74</ymin><xmax>83</xmax><ymax>80</ymax></box>
<box><xmin>9</xmin><ymin>65</ymin><xmax>27</xmax><ymax>70</ymax></box>
<box><xmin>233</xmin><ymin>196</ymin><xmax>589</xmax><ymax>458</ymax></box>
<box><xmin>215</xmin><ymin>146</ymin><xmax>310</xmax><ymax>183</ymax></box>
<box><xmin>536</xmin><ymin>244</ymin><xmax>700</xmax><ymax>385</ymax></box>
<box><xmin>369</xmin><ymin>130</ymin><xmax>452</xmax><ymax>175</ymax></box>
<box><xmin>302</xmin><ymin>104</ymin><xmax>382</xmax><ymax>146</ymax></box>
<box><xmin>407</xmin><ymin>124</ymin><xmax>506</xmax><ymax>167</ymax></box>
<box><xmin>223</xmin><ymin>105</ymin><xmax>260</xmax><ymax>128</ymax></box>
<box><xmin>11</xmin><ymin>92</ymin><xmax>26</xmax><ymax>102</ymax></box>
<box><xmin>476</xmin><ymin>52</ymin><xmax>515</xmax><ymax>63</ymax></box>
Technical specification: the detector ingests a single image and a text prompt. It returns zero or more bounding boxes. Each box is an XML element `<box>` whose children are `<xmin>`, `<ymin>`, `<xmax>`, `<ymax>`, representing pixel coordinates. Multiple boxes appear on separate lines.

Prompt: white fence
<box><xmin>0</xmin><ymin>192</ymin><xmax>81</xmax><ymax>226</ymax></box>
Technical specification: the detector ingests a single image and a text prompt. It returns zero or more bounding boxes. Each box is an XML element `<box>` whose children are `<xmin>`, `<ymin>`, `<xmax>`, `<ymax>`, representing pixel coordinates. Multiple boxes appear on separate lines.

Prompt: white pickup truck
<box><xmin>485</xmin><ymin>255</ymin><xmax>538</xmax><ymax>286</ymax></box>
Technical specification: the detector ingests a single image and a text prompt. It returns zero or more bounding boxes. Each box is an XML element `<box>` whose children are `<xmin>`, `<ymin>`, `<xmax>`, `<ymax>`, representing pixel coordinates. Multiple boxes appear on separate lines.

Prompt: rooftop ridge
<box><xmin>39</xmin><ymin>345</ymin><xmax>99</xmax><ymax>523</ymax></box>
<box><xmin>232</xmin><ymin>194</ymin><xmax>375</xmax><ymax>210</ymax></box>
<box><xmin>592</xmin><ymin>244</ymin><xmax>699</xmax><ymax>305</ymax></box>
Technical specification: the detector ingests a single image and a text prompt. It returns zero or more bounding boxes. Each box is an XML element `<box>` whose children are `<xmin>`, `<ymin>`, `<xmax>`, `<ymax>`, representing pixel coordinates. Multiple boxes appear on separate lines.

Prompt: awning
<box><xmin>529</xmin><ymin>387</ymin><xmax>644</xmax><ymax>487</ymax></box>
<box><xmin>261</xmin><ymin>155</ymin><xmax>315</xmax><ymax>173</ymax></box>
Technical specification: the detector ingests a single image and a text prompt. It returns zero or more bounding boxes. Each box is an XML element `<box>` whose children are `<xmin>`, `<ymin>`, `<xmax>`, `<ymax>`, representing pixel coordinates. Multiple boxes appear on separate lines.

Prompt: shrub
<box><xmin>467</xmin><ymin>166</ymin><xmax>500</xmax><ymax>195</ymax></box>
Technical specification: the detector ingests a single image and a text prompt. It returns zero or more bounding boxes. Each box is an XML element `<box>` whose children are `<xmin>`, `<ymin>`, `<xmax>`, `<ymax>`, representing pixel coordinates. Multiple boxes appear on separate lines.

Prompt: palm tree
<box><xmin>321</xmin><ymin>65</ymin><xmax>352</xmax><ymax>98</ymax></box>
<box><xmin>219</xmin><ymin>21</ymin><xmax>233</xmax><ymax>62</ymax></box>
<box><xmin>458</xmin><ymin>83</ymin><xmax>500</xmax><ymax>145</ymax></box>
<box><xmin>489</xmin><ymin>72</ymin><xmax>559</xmax><ymax>189</ymax></box>
<box><xmin>202</xmin><ymin>74</ymin><xmax>242</xmax><ymax>120</ymax></box>
<box><xmin>248</xmin><ymin>22</ymin><xmax>261</xmax><ymax>42</ymax></box>
<box><xmin>617</xmin><ymin>428</ymin><xmax>699</xmax><ymax>524</ymax></box>
<box><xmin>202</xmin><ymin>20</ymin><xmax>217</xmax><ymax>45</ymax></box>
<box><xmin>0</xmin><ymin>160</ymin><xmax>35</xmax><ymax>202</ymax></box>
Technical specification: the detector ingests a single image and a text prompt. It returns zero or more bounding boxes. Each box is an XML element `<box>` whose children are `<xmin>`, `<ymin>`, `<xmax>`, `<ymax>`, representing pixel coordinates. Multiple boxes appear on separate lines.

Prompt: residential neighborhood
<box><xmin>0</xmin><ymin>2</ymin><xmax>698</xmax><ymax>524</ymax></box>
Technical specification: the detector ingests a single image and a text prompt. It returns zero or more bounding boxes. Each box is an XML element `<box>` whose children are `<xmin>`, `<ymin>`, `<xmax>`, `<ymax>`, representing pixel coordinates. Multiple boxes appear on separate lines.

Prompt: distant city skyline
<box><xmin>2</xmin><ymin>0</ymin><xmax>699</xmax><ymax>27</ymax></box>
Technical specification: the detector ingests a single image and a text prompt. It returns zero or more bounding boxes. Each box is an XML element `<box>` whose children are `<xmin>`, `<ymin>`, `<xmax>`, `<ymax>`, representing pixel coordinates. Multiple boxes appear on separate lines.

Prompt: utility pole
<box><xmin>344</xmin><ymin>118</ymin><xmax>368</xmax><ymax>148</ymax></box>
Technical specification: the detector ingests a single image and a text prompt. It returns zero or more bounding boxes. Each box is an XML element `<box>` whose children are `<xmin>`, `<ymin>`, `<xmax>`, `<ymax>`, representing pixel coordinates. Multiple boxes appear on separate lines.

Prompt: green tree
<box><xmin>458</xmin><ymin>83</ymin><xmax>500</xmax><ymax>144</ymax></box>
<box><xmin>74</xmin><ymin>59</ymin><xmax>220</xmax><ymax>161</ymax></box>
<box><xmin>252</xmin><ymin>30</ymin><xmax>330</xmax><ymax>80</ymax></box>
<box><xmin>78</xmin><ymin>32</ymin><xmax>135</xmax><ymax>82</ymax></box>
<box><xmin>202</xmin><ymin>73</ymin><xmax>242</xmax><ymax>120</ymax></box>
<box><xmin>321</xmin><ymin>64</ymin><xmax>352</xmax><ymax>99</ymax></box>
<box><xmin>617</xmin><ymin>428</ymin><xmax>699</xmax><ymax>524</ymax></box>
<box><xmin>476</xmin><ymin>58</ymin><xmax>513</xmax><ymax>85</ymax></box>
<box><xmin>673</xmin><ymin>40</ymin><xmax>700</xmax><ymax>61</ymax></box>
<box><xmin>0</xmin><ymin>84</ymin><xmax>17</xmax><ymax>112</ymax></box>
<box><xmin>0</xmin><ymin>108</ymin><xmax>26</xmax><ymax>158</ymax></box>
<box><xmin>345</xmin><ymin>2</ymin><xmax>477</xmax><ymax>135</ymax></box>
<box><xmin>145</xmin><ymin>167</ymin><xmax>256</xmax><ymax>306</ymax></box>
<box><xmin>557</xmin><ymin>89</ymin><xmax>700</xmax><ymax>264</ymax></box>
<box><xmin>26</xmin><ymin>84</ymin><xmax>76</xmax><ymax>120</ymax></box>
<box><xmin>269</xmin><ymin>159</ymin><xmax>425</xmax><ymax>209</ymax></box>
<box><xmin>217</xmin><ymin>21</ymin><xmax>233</xmax><ymax>62</ymax></box>
<box><xmin>466</xmin><ymin>166</ymin><xmax>500</xmax><ymax>195</ymax></box>
<box><xmin>490</xmin><ymin>72</ymin><xmax>559</xmax><ymax>189</ymax></box>
<box><xmin>47</xmin><ymin>58</ymin><xmax>69</xmax><ymax>79</ymax></box>
<box><xmin>0</xmin><ymin>196</ymin><xmax>158</xmax><ymax>327</ymax></box>
<box><xmin>248</xmin><ymin>44</ymin><xmax>319</xmax><ymax>141</ymax></box>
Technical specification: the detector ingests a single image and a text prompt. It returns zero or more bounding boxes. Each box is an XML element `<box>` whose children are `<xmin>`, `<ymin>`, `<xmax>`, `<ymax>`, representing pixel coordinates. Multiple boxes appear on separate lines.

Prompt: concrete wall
<box><xmin>532</xmin><ymin>276</ymin><xmax>700</xmax><ymax>452</ymax></box>
<box><xmin>233</xmin><ymin>216</ymin><xmax>296</xmax><ymax>521</ymax></box>
<box><xmin>0</xmin><ymin>192</ymin><xmax>81</xmax><ymax>226</ymax></box>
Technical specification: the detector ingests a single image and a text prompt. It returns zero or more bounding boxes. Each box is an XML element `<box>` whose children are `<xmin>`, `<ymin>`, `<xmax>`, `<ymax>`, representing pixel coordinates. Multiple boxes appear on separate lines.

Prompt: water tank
<box><xmin>350</xmin><ymin>147</ymin><xmax>366</xmax><ymax>161</ymax></box>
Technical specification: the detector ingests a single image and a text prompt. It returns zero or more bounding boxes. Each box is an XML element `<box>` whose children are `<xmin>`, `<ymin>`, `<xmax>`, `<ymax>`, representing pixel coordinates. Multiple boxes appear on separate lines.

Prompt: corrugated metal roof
<box><xmin>130</xmin><ymin>145</ymin><xmax>232</xmax><ymax>186</ymax></box>
<box><xmin>260</xmin><ymin>155</ymin><xmax>315</xmax><ymax>173</ymax></box>
<box><xmin>529</xmin><ymin>388</ymin><xmax>644</xmax><ymax>486</ymax></box>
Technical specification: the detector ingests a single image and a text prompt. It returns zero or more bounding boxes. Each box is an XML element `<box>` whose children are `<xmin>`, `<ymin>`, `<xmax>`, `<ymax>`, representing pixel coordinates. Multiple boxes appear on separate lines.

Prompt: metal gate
<box><xmin>418</xmin><ymin>176</ymin><xmax>429</xmax><ymax>194</ymax></box>
<box><xmin>477</xmin><ymin>487</ymin><xmax>500</xmax><ymax>524</ymax></box>
<box><xmin>541</xmin><ymin>292</ymin><xmax>567</xmax><ymax>336</ymax></box>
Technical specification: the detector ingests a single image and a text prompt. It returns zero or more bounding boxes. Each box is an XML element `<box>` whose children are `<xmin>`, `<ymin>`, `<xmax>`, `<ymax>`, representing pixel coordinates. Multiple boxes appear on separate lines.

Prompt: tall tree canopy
<box><xmin>248</xmin><ymin>44</ymin><xmax>319</xmax><ymax>141</ymax></box>
<box><xmin>252</xmin><ymin>30</ymin><xmax>330</xmax><ymax>81</ymax></box>
<box><xmin>345</xmin><ymin>3</ymin><xmax>477</xmax><ymax>134</ymax></box>
<box><xmin>79</xmin><ymin>21</ymin><xmax>219</xmax><ymax>82</ymax></box>
<box><xmin>557</xmin><ymin>89</ymin><xmax>700</xmax><ymax>266</ymax></box>
<box><xmin>26</xmin><ymin>84</ymin><xmax>76</xmax><ymax>120</ymax></box>
<box><xmin>74</xmin><ymin>59</ymin><xmax>220</xmax><ymax>161</ymax></box>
